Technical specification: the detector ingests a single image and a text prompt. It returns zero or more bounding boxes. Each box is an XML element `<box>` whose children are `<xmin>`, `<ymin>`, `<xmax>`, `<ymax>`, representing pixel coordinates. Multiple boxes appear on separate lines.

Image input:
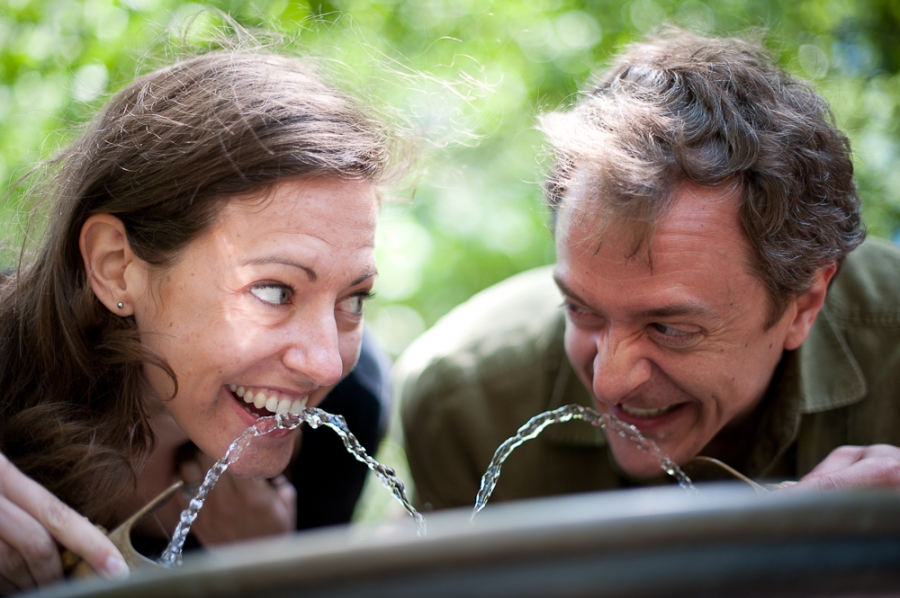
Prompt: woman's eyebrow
<box><xmin>245</xmin><ymin>257</ymin><xmax>376</xmax><ymax>287</ymax></box>
<box><xmin>244</xmin><ymin>257</ymin><xmax>317</xmax><ymax>281</ymax></box>
<box><xmin>350</xmin><ymin>270</ymin><xmax>377</xmax><ymax>287</ymax></box>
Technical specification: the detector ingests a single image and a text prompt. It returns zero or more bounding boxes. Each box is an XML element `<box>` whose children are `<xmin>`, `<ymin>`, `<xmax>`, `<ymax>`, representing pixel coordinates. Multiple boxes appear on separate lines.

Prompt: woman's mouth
<box><xmin>229</xmin><ymin>384</ymin><xmax>308</xmax><ymax>418</ymax></box>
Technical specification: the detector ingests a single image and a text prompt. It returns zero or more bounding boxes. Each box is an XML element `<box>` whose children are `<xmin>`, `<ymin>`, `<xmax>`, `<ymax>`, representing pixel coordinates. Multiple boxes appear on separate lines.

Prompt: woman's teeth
<box><xmin>229</xmin><ymin>384</ymin><xmax>308</xmax><ymax>416</ymax></box>
<box><xmin>619</xmin><ymin>403</ymin><xmax>677</xmax><ymax>418</ymax></box>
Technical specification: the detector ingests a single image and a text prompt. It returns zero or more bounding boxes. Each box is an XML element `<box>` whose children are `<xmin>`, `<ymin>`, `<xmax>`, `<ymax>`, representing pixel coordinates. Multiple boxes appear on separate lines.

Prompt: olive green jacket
<box><xmin>396</xmin><ymin>238</ymin><xmax>900</xmax><ymax>511</ymax></box>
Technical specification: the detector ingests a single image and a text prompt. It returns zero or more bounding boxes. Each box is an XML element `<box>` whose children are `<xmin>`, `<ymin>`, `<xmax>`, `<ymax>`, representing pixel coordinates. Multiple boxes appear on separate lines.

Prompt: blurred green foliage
<box><xmin>2</xmin><ymin>0</ymin><xmax>900</xmax><ymax>357</ymax></box>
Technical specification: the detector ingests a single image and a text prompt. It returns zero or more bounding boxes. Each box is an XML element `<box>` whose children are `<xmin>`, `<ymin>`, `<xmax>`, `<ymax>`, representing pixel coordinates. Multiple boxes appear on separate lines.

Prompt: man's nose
<box><xmin>590</xmin><ymin>329</ymin><xmax>652</xmax><ymax>404</ymax></box>
<box><xmin>282</xmin><ymin>311</ymin><xmax>344</xmax><ymax>387</ymax></box>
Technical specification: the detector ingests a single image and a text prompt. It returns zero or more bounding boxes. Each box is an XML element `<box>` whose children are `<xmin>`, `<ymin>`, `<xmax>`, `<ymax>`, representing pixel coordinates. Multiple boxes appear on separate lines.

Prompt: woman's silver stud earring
<box><xmin>117</xmin><ymin>302</ymin><xmax>124</xmax><ymax>309</ymax></box>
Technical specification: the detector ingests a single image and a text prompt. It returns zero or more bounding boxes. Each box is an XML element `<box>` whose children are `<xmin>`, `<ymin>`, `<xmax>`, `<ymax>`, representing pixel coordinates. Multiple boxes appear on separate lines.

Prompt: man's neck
<box><xmin>700</xmin><ymin>391</ymin><xmax>773</xmax><ymax>474</ymax></box>
<box><xmin>699</xmin><ymin>351</ymin><xmax>790</xmax><ymax>474</ymax></box>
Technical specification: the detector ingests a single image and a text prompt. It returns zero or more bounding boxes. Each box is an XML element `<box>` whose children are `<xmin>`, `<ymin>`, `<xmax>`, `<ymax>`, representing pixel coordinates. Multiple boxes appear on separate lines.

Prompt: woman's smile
<box><xmin>229</xmin><ymin>384</ymin><xmax>310</xmax><ymax>417</ymax></box>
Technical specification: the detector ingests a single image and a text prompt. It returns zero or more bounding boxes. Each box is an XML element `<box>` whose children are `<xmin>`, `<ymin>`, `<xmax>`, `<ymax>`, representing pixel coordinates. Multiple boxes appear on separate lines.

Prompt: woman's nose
<box><xmin>281</xmin><ymin>312</ymin><xmax>344</xmax><ymax>387</ymax></box>
<box><xmin>590</xmin><ymin>331</ymin><xmax>652</xmax><ymax>404</ymax></box>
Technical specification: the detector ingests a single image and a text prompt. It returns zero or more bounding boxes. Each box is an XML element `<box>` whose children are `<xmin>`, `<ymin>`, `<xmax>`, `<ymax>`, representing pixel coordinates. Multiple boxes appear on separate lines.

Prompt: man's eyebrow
<box><xmin>554</xmin><ymin>272</ymin><xmax>718</xmax><ymax>320</ymax></box>
<box><xmin>244</xmin><ymin>257</ymin><xmax>316</xmax><ymax>281</ymax></box>
<box><xmin>553</xmin><ymin>274</ymin><xmax>586</xmax><ymax>304</ymax></box>
<box><xmin>637</xmin><ymin>304</ymin><xmax>718</xmax><ymax>320</ymax></box>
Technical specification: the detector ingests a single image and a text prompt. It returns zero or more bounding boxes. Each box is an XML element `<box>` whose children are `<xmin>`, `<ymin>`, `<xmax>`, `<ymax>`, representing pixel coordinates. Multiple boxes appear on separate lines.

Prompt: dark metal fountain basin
<box><xmin>31</xmin><ymin>484</ymin><xmax>900</xmax><ymax>598</ymax></box>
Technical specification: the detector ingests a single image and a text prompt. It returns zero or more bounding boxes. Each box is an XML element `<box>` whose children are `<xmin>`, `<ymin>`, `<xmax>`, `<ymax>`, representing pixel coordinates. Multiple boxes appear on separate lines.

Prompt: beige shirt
<box><xmin>396</xmin><ymin>238</ymin><xmax>900</xmax><ymax>511</ymax></box>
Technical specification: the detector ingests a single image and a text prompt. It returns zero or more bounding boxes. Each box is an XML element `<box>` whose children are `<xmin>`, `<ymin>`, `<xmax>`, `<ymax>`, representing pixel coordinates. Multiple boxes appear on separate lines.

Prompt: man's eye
<box><xmin>250</xmin><ymin>284</ymin><xmax>291</xmax><ymax>305</ymax></box>
<box><xmin>652</xmin><ymin>323</ymin><xmax>692</xmax><ymax>337</ymax></box>
<box><xmin>649</xmin><ymin>323</ymin><xmax>701</xmax><ymax>346</ymax></box>
<box><xmin>561</xmin><ymin>300</ymin><xmax>605</xmax><ymax>328</ymax></box>
<box><xmin>562</xmin><ymin>300</ymin><xmax>591</xmax><ymax>316</ymax></box>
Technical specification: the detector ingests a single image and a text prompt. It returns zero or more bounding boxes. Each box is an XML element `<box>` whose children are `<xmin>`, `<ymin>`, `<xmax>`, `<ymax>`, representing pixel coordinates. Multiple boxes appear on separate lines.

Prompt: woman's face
<box><xmin>134</xmin><ymin>177</ymin><xmax>378</xmax><ymax>479</ymax></box>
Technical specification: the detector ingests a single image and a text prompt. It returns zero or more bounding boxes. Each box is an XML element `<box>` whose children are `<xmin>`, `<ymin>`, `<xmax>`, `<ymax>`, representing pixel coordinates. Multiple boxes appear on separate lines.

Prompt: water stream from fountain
<box><xmin>158</xmin><ymin>408</ymin><xmax>424</xmax><ymax>568</ymax></box>
<box><xmin>158</xmin><ymin>403</ymin><xmax>693</xmax><ymax>567</ymax></box>
<box><xmin>472</xmin><ymin>405</ymin><xmax>696</xmax><ymax>518</ymax></box>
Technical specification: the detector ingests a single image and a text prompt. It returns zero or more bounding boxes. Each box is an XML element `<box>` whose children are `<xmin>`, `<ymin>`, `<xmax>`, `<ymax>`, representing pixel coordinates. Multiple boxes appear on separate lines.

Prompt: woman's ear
<box><xmin>782</xmin><ymin>262</ymin><xmax>838</xmax><ymax>351</ymax></box>
<box><xmin>79</xmin><ymin>214</ymin><xmax>145</xmax><ymax>316</ymax></box>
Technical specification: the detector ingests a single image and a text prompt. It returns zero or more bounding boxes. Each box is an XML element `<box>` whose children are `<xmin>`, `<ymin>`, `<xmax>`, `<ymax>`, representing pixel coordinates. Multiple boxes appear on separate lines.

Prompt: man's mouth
<box><xmin>229</xmin><ymin>384</ymin><xmax>308</xmax><ymax>418</ymax></box>
<box><xmin>618</xmin><ymin>403</ymin><xmax>679</xmax><ymax>418</ymax></box>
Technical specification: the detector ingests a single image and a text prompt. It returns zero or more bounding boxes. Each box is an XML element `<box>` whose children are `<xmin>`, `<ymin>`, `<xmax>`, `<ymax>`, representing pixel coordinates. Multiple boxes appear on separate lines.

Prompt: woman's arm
<box><xmin>0</xmin><ymin>452</ymin><xmax>128</xmax><ymax>593</ymax></box>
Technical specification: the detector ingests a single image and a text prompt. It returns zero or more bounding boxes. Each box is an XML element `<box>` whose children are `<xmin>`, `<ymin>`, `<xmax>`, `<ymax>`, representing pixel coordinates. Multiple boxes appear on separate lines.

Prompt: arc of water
<box><xmin>471</xmin><ymin>405</ymin><xmax>695</xmax><ymax>519</ymax></box>
<box><xmin>158</xmin><ymin>408</ymin><xmax>424</xmax><ymax>568</ymax></box>
<box><xmin>159</xmin><ymin>404</ymin><xmax>689</xmax><ymax>566</ymax></box>
<box><xmin>287</xmin><ymin>409</ymin><xmax>426</xmax><ymax>536</ymax></box>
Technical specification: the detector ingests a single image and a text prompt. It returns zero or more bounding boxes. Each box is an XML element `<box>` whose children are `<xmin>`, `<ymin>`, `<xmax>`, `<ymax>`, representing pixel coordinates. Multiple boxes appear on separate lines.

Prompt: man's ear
<box><xmin>783</xmin><ymin>262</ymin><xmax>838</xmax><ymax>351</ymax></box>
<box><xmin>79</xmin><ymin>214</ymin><xmax>145</xmax><ymax>316</ymax></box>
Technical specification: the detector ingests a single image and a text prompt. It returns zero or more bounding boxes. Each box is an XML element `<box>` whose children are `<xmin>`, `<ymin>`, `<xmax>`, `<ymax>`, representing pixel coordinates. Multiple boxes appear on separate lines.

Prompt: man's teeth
<box><xmin>229</xmin><ymin>384</ymin><xmax>308</xmax><ymax>415</ymax></box>
<box><xmin>619</xmin><ymin>403</ymin><xmax>677</xmax><ymax>417</ymax></box>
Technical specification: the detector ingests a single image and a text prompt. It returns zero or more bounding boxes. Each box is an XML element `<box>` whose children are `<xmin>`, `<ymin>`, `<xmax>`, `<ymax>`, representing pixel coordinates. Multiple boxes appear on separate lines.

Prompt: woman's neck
<box><xmin>117</xmin><ymin>408</ymin><xmax>189</xmax><ymax>539</ymax></box>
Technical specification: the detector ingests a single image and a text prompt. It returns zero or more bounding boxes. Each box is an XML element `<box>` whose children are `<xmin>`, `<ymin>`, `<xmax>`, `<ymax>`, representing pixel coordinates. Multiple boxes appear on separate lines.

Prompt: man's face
<box><xmin>555</xmin><ymin>182</ymin><xmax>807</xmax><ymax>478</ymax></box>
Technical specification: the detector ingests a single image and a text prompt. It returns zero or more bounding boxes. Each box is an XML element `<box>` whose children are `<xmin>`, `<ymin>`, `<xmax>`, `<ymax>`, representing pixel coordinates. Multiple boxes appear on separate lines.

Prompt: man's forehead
<box><xmin>556</xmin><ymin>181</ymin><xmax>746</xmax><ymax>261</ymax></box>
<box><xmin>554</xmin><ymin>181</ymin><xmax>763</xmax><ymax>319</ymax></box>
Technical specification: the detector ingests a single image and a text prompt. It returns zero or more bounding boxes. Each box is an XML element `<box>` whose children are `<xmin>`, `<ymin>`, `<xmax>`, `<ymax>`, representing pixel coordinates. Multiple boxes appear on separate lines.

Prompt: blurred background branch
<box><xmin>2</xmin><ymin>0</ymin><xmax>899</xmax><ymax>357</ymax></box>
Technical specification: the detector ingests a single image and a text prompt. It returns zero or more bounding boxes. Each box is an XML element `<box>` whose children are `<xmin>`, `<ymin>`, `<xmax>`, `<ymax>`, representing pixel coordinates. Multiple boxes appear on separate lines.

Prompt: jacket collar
<box><xmin>797</xmin><ymin>306</ymin><xmax>867</xmax><ymax>413</ymax></box>
<box><xmin>742</xmin><ymin>304</ymin><xmax>867</xmax><ymax>477</ymax></box>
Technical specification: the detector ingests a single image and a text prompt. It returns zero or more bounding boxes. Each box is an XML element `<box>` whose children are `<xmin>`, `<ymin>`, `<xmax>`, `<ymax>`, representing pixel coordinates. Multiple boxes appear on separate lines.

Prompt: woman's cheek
<box><xmin>339</xmin><ymin>328</ymin><xmax>364</xmax><ymax>372</ymax></box>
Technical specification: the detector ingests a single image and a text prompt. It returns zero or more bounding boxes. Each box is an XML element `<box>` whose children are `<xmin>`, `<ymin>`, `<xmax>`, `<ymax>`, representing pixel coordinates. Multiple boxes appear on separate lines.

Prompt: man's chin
<box><xmin>609</xmin><ymin>442</ymin><xmax>691</xmax><ymax>480</ymax></box>
<box><xmin>616</xmin><ymin>460</ymin><xmax>675</xmax><ymax>480</ymax></box>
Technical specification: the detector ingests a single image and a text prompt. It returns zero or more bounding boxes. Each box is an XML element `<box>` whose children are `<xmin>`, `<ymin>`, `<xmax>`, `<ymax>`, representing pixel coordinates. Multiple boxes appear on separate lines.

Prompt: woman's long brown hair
<box><xmin>0</xmin><ymin>50</ymin><xmax>395</xmax><ymax>527</ymax></box>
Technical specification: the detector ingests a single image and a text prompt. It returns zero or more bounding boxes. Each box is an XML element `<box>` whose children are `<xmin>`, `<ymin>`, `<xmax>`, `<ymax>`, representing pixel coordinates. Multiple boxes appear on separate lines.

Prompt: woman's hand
<box><xmin>176</xmin><ymin>453</ymin><xmax>296</xmax><ymax>547</ymax></box>
<box><xmin>0</xmin><ymin>452</ymin><xmax>128</xmax><ymax>593</ymax></box>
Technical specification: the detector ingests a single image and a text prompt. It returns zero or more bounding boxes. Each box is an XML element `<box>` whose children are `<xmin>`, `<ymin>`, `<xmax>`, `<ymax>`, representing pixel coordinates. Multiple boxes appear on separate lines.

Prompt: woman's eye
<box><xmin>250</xmin><ymin>284</ymin><xmax>292</xmax><ymax>305</ymax></box>
<box><xmin>341</xmin><ymin>296</ymin><xmax>362</xmax><ymax>315</ymax></box>
<box><xmin>337</xmin><ymin>295</ymin><xmax>365</xmax><ymax>316</ymax></box>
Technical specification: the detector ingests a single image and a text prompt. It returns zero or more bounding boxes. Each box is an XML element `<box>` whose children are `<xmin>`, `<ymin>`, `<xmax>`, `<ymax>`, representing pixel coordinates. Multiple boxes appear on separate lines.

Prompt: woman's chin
<box><xmin>225</xmin><ymin>454</ymin><xmax>291</xmax><ymax>480</ymax></box>
<box><xmin>218</xmin><ymin>439</ymin><xmax>295</xmax><ymax>479</ymax></box>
